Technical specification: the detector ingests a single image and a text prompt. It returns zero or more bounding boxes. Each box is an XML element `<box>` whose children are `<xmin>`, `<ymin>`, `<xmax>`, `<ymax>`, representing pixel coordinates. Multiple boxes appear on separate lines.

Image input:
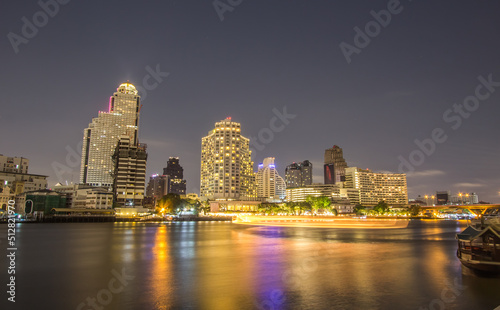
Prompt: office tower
<box><xmin>256</xmin><ymin>157</ymin><xmax>286</xmax><ymax>201</ymax></box>
<box><xmin>200</xmin><ymin>117</ymin><xmax>256</xmax><ymax>200</ymax></box>
<box><xmin>163</xmin><ymin>157</ymin><xmax>187</xmax><ymax>195</ymax></box>
<box><xmin>324</xmin><ymin>145</ymin><xmax>348</xmax><ymax>184</ymax></box>
<box><xmin>285</xmin><ymin>160</ymin><xmax>313</xmax><ymax>188</ymax></box>
<box><xmin>344</xmin><ymin>167</ymin><xmax>408</xmax><ymax>206</ymax></box>
<box><xmin>112</xmin><ymin>136</ymin><xmax>147</xmax><ymax>207</ymax></box>
<box><xmin>80</xmin><ymin>82</ymin><xmax>141</xmax><ymax>187</ymax></box>
<box><xmin>436</xmin><ymin>191</ymin><xmax>450</xmax><ymax>205</ymax></box>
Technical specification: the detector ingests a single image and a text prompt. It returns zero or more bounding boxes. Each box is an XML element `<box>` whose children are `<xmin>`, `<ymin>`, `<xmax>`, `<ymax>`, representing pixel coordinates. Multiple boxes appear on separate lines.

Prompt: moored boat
<box><xmin>456</xmin><ymin>207</ymin><xmax>500</xmax><ymax>273</ymax></box>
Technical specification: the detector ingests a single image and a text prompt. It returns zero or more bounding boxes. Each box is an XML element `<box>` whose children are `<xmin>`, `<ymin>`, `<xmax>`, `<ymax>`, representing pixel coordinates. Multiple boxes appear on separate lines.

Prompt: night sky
<box><xmin>1</xmin><ymin>0</ymin><xmax>499</xmax><ymax>202</ymax></box>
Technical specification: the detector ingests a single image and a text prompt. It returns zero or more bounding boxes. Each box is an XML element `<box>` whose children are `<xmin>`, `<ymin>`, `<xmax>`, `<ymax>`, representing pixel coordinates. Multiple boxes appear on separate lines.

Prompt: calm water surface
<box><xmin>1</xmin><ymin>220</ymin><xmax>500</xmax><ymax>310</ymax></box>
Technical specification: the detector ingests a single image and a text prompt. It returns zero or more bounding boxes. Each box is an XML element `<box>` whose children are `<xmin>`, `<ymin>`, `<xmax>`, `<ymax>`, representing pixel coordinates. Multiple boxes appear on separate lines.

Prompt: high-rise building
<box><xmin>145</xmin><ymin>174</ymin><xmax>169</xmax><ymax>205</ymax></box>
<box><xmin>163</xmin><ymin>157</ymin><xmax>186</xmax><ymax>195</ymax></box>
<box><xmin>112</xmin><ymin>136</ymin><xmax>147</xmax><ymax>207</ymax></box>
<box><xmin>324</xmin><ymin>145</ymin><xmax>348</xmax><ymax>184</ymax></box>
<box><xmin>285</xmin><ymin>160</ymin><xmax>313</xmax><ymax>188</ymax></box>
<box><xmin>344</xmin><ymin>167</ymin><xmax>408</xmax><ymax>206</ymax></box>
<box><xmin>200</xmin><ymin>117</ymin><xmax>256</xmax><ymax>200</ymax></box>
<box><xmin>80</xmin><ymin>82</ymin><xmax>141</xmax><ymax>187</ymax></box>
<box><xmin>256</xmin><ymin>157</ymin><xmax>286</xmax><ymax>201</ymax></box>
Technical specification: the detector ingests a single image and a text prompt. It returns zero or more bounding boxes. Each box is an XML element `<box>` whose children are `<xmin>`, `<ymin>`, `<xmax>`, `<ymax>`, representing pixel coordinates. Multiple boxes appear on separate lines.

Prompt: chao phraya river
<box><xmin>2</xmin><ymin>220</ymin><xmax>500</xmax><ymax>309</ymax></box>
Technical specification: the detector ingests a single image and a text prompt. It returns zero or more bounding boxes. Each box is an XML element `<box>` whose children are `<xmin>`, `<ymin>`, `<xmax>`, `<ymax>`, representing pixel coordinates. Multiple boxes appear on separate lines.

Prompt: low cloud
<box><xmin>453</xmin><ymin>182</ymin><xmax>484</xmax><ymax>188</ymax></box>
<box><xmin>406</xmin><ymin>170</ymin><xmax>446</xmax><ymax>177</ymax></box>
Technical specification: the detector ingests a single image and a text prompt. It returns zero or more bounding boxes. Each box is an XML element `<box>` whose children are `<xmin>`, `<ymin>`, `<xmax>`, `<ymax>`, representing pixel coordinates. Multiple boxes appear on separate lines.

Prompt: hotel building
<box><xmin>200</xmin><ymin>117</ymin><xmax>256</xmax><ymax>200</ymax></box>
<box><xmin>285</xmin><ymin>183</ymin><xmax>358</xmax><ymax>204</ymax></box>
<box><xmin>344</xmin><ymin>167</ymin><xmax>408</xmax><ymax>206</ymax></box>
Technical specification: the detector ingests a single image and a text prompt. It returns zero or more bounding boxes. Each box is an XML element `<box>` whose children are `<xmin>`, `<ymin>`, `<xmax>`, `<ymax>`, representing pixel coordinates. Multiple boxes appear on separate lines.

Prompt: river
<box><xmin>1</xmin><ymin>220</ymin><xmax>499</xmax><ymax>309</ymax></box>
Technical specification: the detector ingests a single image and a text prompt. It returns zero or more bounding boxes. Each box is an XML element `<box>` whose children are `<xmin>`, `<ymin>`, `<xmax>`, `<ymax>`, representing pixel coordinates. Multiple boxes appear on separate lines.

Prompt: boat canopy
<box><xmin>457</xmin><ymin>225</ymin><xmax>500</xmax><ymax>241</ymax></box>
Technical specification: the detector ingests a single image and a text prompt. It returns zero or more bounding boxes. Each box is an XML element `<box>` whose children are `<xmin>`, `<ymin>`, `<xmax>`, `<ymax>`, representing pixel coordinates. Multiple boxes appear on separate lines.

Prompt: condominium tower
<box><xmin>80</xmin><ymin>82</ymin><xmax>141</xmax><ymax>187</ymax></box>
<box><xmin>200</xmin><ymin>117</ymin><xmax>256</xmax><ymax>200</ymax></box>
<box><xmin>256</xmin><ymin>157</ymin><xmax>286</xmax><ymax>201</ymax></box>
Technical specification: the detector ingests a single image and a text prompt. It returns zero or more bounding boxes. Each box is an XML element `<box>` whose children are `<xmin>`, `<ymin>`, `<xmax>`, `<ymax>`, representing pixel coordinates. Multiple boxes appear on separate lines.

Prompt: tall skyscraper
<box><xmin>256</xmin><ymin>157</ymin><xmax>286</xmax><ymax>201</ymax></box>
<box><xmin>163</xmin><ymin>157</ymin><xmax>186</xmax><ymax>195</ymax></box>
<box><xmin>285</xmin><ymin>160</ymin><xmax>313</xmax><ymax>188</ymax></box>
<box><xmin>80</xmin><ymin>82</ymin><xmax>141</xmax><ymax>187</ymax></box>
<box><xmin>145</xmin><ymin>174</ymin><xmax>169</xmax><ymax>206</ymax></box>
<box><xmin>112</xmin><ymin>136</ymin><xmax>147</xmax><ymax>207</ymax></box>
<box><xmin>324</xmin><ymin>145</ymin><xmax>347</xmax><ymax>184</ymax></box>
<box><xmin>200</xmin><ymin>117</ymin><xmax>256</xmax><ymax>200</ymax></box>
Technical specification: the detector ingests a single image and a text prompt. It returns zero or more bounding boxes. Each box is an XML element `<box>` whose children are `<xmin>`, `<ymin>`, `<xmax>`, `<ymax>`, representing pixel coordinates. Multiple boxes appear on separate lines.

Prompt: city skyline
<box><xmin>1</xmin><ymin>1</ymin><xmax>499</xmax><ymax>202</ymax></box>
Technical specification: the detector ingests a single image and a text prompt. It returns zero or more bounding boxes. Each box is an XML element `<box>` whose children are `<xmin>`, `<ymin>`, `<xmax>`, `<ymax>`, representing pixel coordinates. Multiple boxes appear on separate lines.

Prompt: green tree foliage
<box><xmin>157</xmin><ymin>194</ymin><xmax>203</xmax><ymax>215</ymax></box>
<box><xmin>354</xmin><ymin>204</ymin><xmax>366</xmax><ymax>215</ymax></box>
<box><xmin>373</xmin><ymin>200</ymin><xmax>390</xmax><ymax>215</ymax></box>
<box><xmin>409</xmin><ymin>205</ymin><xmax>421</xmax><ymax>217</ymax></box>
<box><xmin>306</xmin><ymin>196</ymin><xmax>331</xmax><ymax>214</ymax></box>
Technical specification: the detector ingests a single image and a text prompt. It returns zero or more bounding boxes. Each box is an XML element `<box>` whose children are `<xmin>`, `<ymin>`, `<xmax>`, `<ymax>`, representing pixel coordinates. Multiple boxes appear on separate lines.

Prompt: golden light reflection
<box><xmin>150</xmin><ymin>225</ymin><xmax>173</xmax><ymax>309</ymax></box>
<box><xmin>196</xmin><ymin>229</ymin><xmax>259</xmax><ymax>309</ymax></box>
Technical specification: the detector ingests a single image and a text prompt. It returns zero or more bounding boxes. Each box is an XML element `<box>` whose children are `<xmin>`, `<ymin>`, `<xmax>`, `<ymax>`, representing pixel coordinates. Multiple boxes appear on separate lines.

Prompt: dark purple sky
<box><xmin>1</xmin><ymin>0</ymin><xmax>499</xmax><ymax>202</ymax></box>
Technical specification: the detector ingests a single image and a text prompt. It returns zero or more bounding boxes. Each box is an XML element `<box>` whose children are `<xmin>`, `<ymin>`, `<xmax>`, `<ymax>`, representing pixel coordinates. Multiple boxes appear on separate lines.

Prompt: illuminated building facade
<box><xmin>112</xmin><ymin>136</ymin><xmax>147</xmax><ymax>207</ymax></box>
<box><xmin>344</xmin><ymin>167</ymin><xmax>408</xmax><ymax>206</ymax></box>
<box><xmin>285</xmin><ymin>183</ymin><xmax>358</xmax><ymax>203</ymax></box>
<box><xmin>285</xmin><ymin>160</ymin><xmax>312</xmax><ymax>188</ymax></box>
<box><xmin>256</xmin><ymin>157</ymin><xmax>286</xmax><ymax>201</ymax></box>
<box><xmin>450</xmin><ymin>192</ymin><xmax>479</xmax><ymax>205</ymax></box>
<box><xmin>324</xmin><ymin>145</ymin><xmax>347</xmax><ymax>184</ymax></box>
<box><xmin>200</xmin><ymin>117</ymin><xmax>256</xmax><ymax>200</ymax></box>
<box><xmin>80</xmin><ymin>82</ymin><xmax>141</xmax><ymax>187</ymax></box>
